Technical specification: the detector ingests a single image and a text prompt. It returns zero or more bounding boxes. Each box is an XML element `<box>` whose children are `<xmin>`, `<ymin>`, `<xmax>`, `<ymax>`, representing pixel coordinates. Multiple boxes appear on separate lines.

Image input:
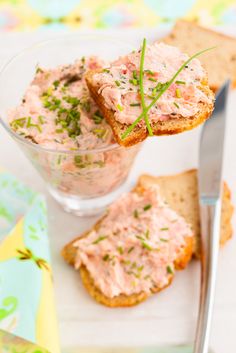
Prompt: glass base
<box><xmin>47</xmin><ymin>181</ymin><xmax>132</xmax><ymax>217</ymax></box>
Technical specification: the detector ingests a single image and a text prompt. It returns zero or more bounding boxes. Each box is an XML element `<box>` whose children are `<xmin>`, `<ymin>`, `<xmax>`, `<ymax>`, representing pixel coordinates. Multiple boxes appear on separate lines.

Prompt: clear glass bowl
<box><xmin>0</xmin><ymin>34</ymin><xmax>141</xmax><ymax>216</ymax></box>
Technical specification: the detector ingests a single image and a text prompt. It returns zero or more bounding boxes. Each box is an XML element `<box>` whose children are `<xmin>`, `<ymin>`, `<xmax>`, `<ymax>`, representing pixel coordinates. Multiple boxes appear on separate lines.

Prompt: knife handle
<box><xmin>194</xmin><ymin>198</ymin><xmax>222</xmax><ymax>353</ymax></box>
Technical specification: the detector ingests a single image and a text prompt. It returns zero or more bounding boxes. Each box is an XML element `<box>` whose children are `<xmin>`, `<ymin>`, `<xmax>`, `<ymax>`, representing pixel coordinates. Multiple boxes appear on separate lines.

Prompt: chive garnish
<box><xmin>36</xmin><ymin>67</ymin><xmax>43</xmax><ymax>74</ymax></box>
<box><xmin>92</xmin><ymin>110</ymin><xmax>103</xmax><ymax>124</ymax></box>
<box><xmin>129</xmin><ymin>78</ymin><xmax>138</xmax><ymax>86</ymax></box>
<box><xmin>128</xmin><ymin>246</ymin><xmax>134</xmax><ymax>254</ymax></box>
<box><xmin>148</xmin><ymin>77</ymin><xmax>157</xmax><ymax>82</ymax></box>
<box><xmin>160</xmin><ymin>227</ymin><xmax>169</xmax><ymax>231</ymax></box>
<box><xmin>160</xmin><ymin>238</ymin><xmax>168</xmax><ymax>242</ymax></box>
<box><xmin>133</xmin><ymin>209</ymin><xmax>139</xmax><ymax>218</ymax></box>
<box><xmin>167</xmin><ymin>265</ymin><xmax>173</xmax><ymax>274</ymax></box>
<box><xmin>117</xmin><ymin>246</ymin><xmax>124</xmax><ymax>255</ymax></box>
<box><xmin>142</xmin><ymin>242</ymin><xmax>153</xmax><ymax>251</ymax></box>
<box><xmin>136</xmin><ymin>235</ymin><xmax>145</xmax><ymax>241</ymax></box>
<box><xmin>53</xmin><ymin>80</ymin><xmax>60</xmax><ymax>88</ymax></box>
<box><xmin>121</xmin><ymin>45</ymin><xmax>215</xmax><ymax>140</ymax></box>
<box><xmin>116</xmin><ymin>104</ymin><xmax>124</xmax><ymax>111</ymax></box>
<box><xmin>11</xmin><ymin>117</ymin><xmax>26</xmax><ymax>129</ymax></box>
<box><xmin>139</xmin><ymin>38</ymin><xmax>153</xmax><ymax>136</ymax></box>
<box><xmin>144</xmin><ymin>69</ymin><xmax>155</xmax><ymax>76</ymax></box>
<box><xmin>103</xmin><ymin>254</ymin><xmax>110</xmax><ymax>261</ymax></box>
<box><xmin>133</xmin><ymin>70</ymin><xmax>138</xmax><ymax>79</ymax></box>
<box><xmin>176</xmin><ymin>80</ymin><xmax>185</xmax><ymax>85</ymax></box>
<box><xmin>145</xmin><ymin>229</ymin><xmax>150</xmax><ymax>239</ymax></box>
<box><xmin>143</xmin><ymin>204</ymin><xmax>152</xmax><ymax>211</ymax></box>
<box><xmin>174</xmin><ymin>102</ymin><xmax>179</xmax><ymax>109</ymax></box>
<box><xmin>26</xmin><ymin>117</ymin><xmax>32</xmax><ymax>128</ymax></box>
<box><xmin>130</xmin><ymin>103</ymin><xmax>141</xmax><ymax>107</ymax></box>
<box><xmin>115</xmin><ymin>80</ymin><xmax>121</xmax><ymax>87</ymax></box>
<box><xmin>103</xmin><ymin>69</ymin><xmax>110</xmax><ymax>73</ymax></box>
<box><xmin>38</xmin><ymin>115</ymin><xmax>45</xmax><ymax>124</ymax></box>
<box><xmin>92</xmin><ymin>235</ymin><xmax>108</xmax><ymax>244</ymax></box>
<box><xmin>175</xmin><ymin>88</ymin><xmax>182</xmax><ymax>98</ymax></box>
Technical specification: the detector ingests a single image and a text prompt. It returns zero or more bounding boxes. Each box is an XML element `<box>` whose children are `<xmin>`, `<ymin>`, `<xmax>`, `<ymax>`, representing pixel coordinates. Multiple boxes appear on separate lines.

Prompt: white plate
<box><xmin>1</xmin><ymin>26</ymin><xmax>236</xmax><ymax>353</ymax></box>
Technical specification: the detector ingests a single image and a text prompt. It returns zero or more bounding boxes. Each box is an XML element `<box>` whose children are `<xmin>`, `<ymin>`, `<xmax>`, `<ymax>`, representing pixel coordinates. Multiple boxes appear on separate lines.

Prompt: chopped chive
<box><xmin>36</xmin><ymin>67</ymin><xmax>43</xmax><ymax>74</ymax></box>
<box><xmin>160</xmin><ymin>227</ymin><xmax>169</xmax><ymax>231</ymax></box>
<box><xmin>35</xmin><ymin>124</ymin><xmax>42</xmax><ymax>133</ymax></box>
<box><xmin>117</xmin><ymin>246</ymin><xmax>124</xmax><ymax>255</ymax></box>
<box><xmin>103</xmin><ymin>254</ymin><xmax>110</xmax><ymax>261</ymax></box>
<box><xmin>136</xmin><ymin>235</ymin><xmax>145</xmax><ymax>241</ymax></box>
<box><xmin>81</xmin><ymin>99</ymin><xmax>91</xmax><ymax>112</ymax></box>
<box><xmin>26</xmin><ymin>117</ymin><xmax>32</xmax><ymax>128</ymax></box>
<box><xmin>38</xmin><ymin>115</ymin><xmax>45</xmax><ymax>124</ymax></box>
<box><xmin>148</xmin><ymin>77</ymin><xmax>157</xmax><ymax>82</ymax></box>
<box><xmin>167</xmin><ymin>265</ymin><xmax>173</xmax><ymax>274</ymax></box>
<box><xmin>175</xmin><ymin>88</ymin><xmax>182</xmax><ymax>98</ymax></box>
<box><xmin>137</xmin><ymin>265</ymin><xmax>144</xmax><ymax>272</ymax></box>
<box><xmin>145</xmin><ymin>229</ymin><xmax>150</xmax><ymax>239</ymax></box>
<box><xmin>53</xmin><ymin>80</ymin><xmax>60</xmax><ymax>88</ymax></box>
<box><xmin>55</xmin><ymin>128</ymin><xmax>63</xmax><ymax>133</ymax></box>
<box><xmin>92</xmin><ymin>110</ymin><xmax>103</xmax><ymax>124</ymax></box>
<box><xmin>128</xmin><ymin>246</ymin><xmax>134</xmax><ymax>254</ymax></box>
<box><xmin>129</xmin><ymin>78</ymin><xmax>139</xmax><ymax>86</ymax></box>
<box><xmin>103</xmin><ymin>68</ymin><xmax>110</xmax><ymax>73</ymax></box>
<box><xmin>144</xmin><ymin>69</ymin><xmax>155</xmax><ymax>75</ymax></box>
<box><xmin>121</xmin><ymin>45</ymin><xmax>216</xmax><ymax>140</ymax></box>
<box><xmin>116</xmin><ymin>104</ymin><xmax>124</xmax><ymax>111</ymax></box>
<box><xmin>115</xmin><ymin>80</ymin><xmax>121</xmax><ymax>87</ymax></box>
<box><xmin>139</xmin><ymin>38</ymin><xmax>153</xmax><ymax>136</ymax></box>
<box><xmin>160</xmin><ymin>238</ymin><xmax>168</xmax><ymax>242</ymax></box>
<box><xmin>133</xmin><ymin>70</ymin><xmax>138</xmax><ymax>79</ymax></box>
<box><xmin>143</xmin><ymin>204</ymin><xmax>152</xmax><ymax>211</ymax></box>
<box><xmin>81</xmin><ymin>56</ymin><xmax>85</xmax><ymax>64</ymax></box>
<box><xmin>133</xmin><ymin>209</ymin><xmax>139</xmax><ymax>218</ymax></box>
<box><xmin>130</xmin><ymin>102</ymin><xmax>141</xmax><ymax>107</ymax></box>
<box><xmin>174</xmin><ymin>102</ymin><xmax>180</xmax><ymax>109</ymax></box>
<box><xmin>176</xmin><ymin>80</ymin><xmax>186</xmax><ymax>85</ymax></box>
<box><xmin>92</xmin><ymin>235</ymin><xmax>108</xmax><ymax>244</ymax></box>
<box><xmin>142</xmin><ymin>242</ymin><xmax>153</xmax><ymax>251</ymax></box>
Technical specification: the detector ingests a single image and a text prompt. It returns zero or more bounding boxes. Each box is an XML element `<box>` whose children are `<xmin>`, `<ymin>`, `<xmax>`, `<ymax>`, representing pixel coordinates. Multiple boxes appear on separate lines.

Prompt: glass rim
<box><xmin>0</xmin><ymin>33</ymin><xmax>135</xmax><ymax>155</ymax></box>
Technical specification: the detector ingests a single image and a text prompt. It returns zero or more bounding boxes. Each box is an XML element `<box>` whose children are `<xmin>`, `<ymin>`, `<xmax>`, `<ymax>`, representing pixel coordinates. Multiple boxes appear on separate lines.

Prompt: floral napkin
<box><xmin>0</xmin><ymin>170</ymin><xmax>60</xmax><ymax>353</ymax></box>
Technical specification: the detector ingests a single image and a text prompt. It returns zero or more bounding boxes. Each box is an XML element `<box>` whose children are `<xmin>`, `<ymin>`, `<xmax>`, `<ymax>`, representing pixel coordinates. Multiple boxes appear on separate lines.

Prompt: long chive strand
<box><xmin>121</xmin><ymin>45</ymin><xmax>216</xmax><ymax>140</ymax></box>
<box><xmin>139</xmin><ymin>38</ymin><xmax>153</xmax><ymax>136</ymax></box>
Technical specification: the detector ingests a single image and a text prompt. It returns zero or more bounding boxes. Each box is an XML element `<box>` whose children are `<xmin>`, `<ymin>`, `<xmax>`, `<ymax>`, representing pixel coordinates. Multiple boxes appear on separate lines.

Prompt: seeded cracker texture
<box><xmin>85</xmin><ymin>69</ymin><xmax>214</xmax><ymax>147</ymax></box>
<box><xmin>62</xmin><ymin>169</ymin><xmax>233</xmax><ymax>307</ymax></box>
<box><xmin>138</xmin><ymin>169</ymin><xmax>234</xmax><ymax>258</ymax></box>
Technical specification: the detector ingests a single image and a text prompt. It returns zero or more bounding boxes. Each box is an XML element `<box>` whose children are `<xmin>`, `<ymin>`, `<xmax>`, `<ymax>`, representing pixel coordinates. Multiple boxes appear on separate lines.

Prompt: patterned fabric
<box><xmin>0</xmin><ymin>170</ymin><xmax>60</xmax><ymax>353</ymax></box>
<box><xmin>0</xmin><ymin>0</ymin><xmax>235</xmax><ymax>31</ymax></box>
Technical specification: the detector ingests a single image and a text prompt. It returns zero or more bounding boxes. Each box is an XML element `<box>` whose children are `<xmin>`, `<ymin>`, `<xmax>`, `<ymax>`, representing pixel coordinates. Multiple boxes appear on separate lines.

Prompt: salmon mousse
<box><xmin>86</xmin><ymin>41</ymin><xmax>215</xmax><ymax>146</ymax></box>
<box><xmin>8</xmin><ymin>56</ymin><xmax>140</xmax><ymax>197</ymax></box>
<box><xmin>8</xmin><ymin>56</ymin><xmax>114</xmax><ymax>150</ymax></box>
<box><xmin>72</xmin><ymin>184</ymin><xmax>193</xmax><ymax>302</ymax></box>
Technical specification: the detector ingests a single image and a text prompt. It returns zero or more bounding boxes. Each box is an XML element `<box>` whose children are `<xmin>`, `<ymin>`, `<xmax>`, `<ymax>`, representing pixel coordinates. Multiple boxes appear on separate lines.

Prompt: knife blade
<box><xmin>194</xmin><ymin>80</ymin><xmax>230</xmax><ymax>353</ymax></box>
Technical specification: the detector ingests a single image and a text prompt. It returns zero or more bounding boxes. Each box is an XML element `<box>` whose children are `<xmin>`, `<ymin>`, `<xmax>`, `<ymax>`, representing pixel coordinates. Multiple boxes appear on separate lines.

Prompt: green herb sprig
<box><xmin>139</xmin><ymin>38</ymin><xmax>153</xmax><ymax>136</ymax></box>
<box><xmin>121</xmin><ymin>45</ymin><xmax>216</xmax><ymax>140</ymax></box>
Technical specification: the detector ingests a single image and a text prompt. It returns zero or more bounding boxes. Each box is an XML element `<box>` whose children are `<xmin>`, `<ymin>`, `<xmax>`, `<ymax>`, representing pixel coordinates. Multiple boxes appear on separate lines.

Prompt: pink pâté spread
<box><xmin>74</xmin><ymin>185</ymin><xmax>193</xmax><ymax>298</ymax></box>
<box><xmin>8</xmin><ymin>56</ymin><xmax>115</xmax><ymax>150</ymax></box>
<box><xmin>93</xmin><ymin>42</ymin><xmax>212</xmax><ymax>125</ymax></box>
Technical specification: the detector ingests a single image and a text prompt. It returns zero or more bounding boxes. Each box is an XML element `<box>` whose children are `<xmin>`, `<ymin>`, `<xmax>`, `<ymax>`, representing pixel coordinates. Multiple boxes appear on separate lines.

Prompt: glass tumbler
<box><xmin>0</xmin><ymin>35</ymin><xmax>141</xmax><ymax>216</ymax></box>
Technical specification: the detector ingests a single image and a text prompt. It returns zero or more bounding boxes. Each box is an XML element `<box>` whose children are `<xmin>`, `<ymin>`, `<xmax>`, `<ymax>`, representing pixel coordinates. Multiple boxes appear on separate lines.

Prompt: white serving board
<box><xmin>0</xmin><ymin>26</ymin><xmax>236</xmax><ymax>353</ymax></box>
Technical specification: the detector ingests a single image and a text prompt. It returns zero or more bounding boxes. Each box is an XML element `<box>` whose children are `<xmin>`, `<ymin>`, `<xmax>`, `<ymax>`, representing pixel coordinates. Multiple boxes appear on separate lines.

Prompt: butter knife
<box><xmin>194</xmin><ymin>80</ymin><xmax>230</xmax><ymax>353</ymax></box>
